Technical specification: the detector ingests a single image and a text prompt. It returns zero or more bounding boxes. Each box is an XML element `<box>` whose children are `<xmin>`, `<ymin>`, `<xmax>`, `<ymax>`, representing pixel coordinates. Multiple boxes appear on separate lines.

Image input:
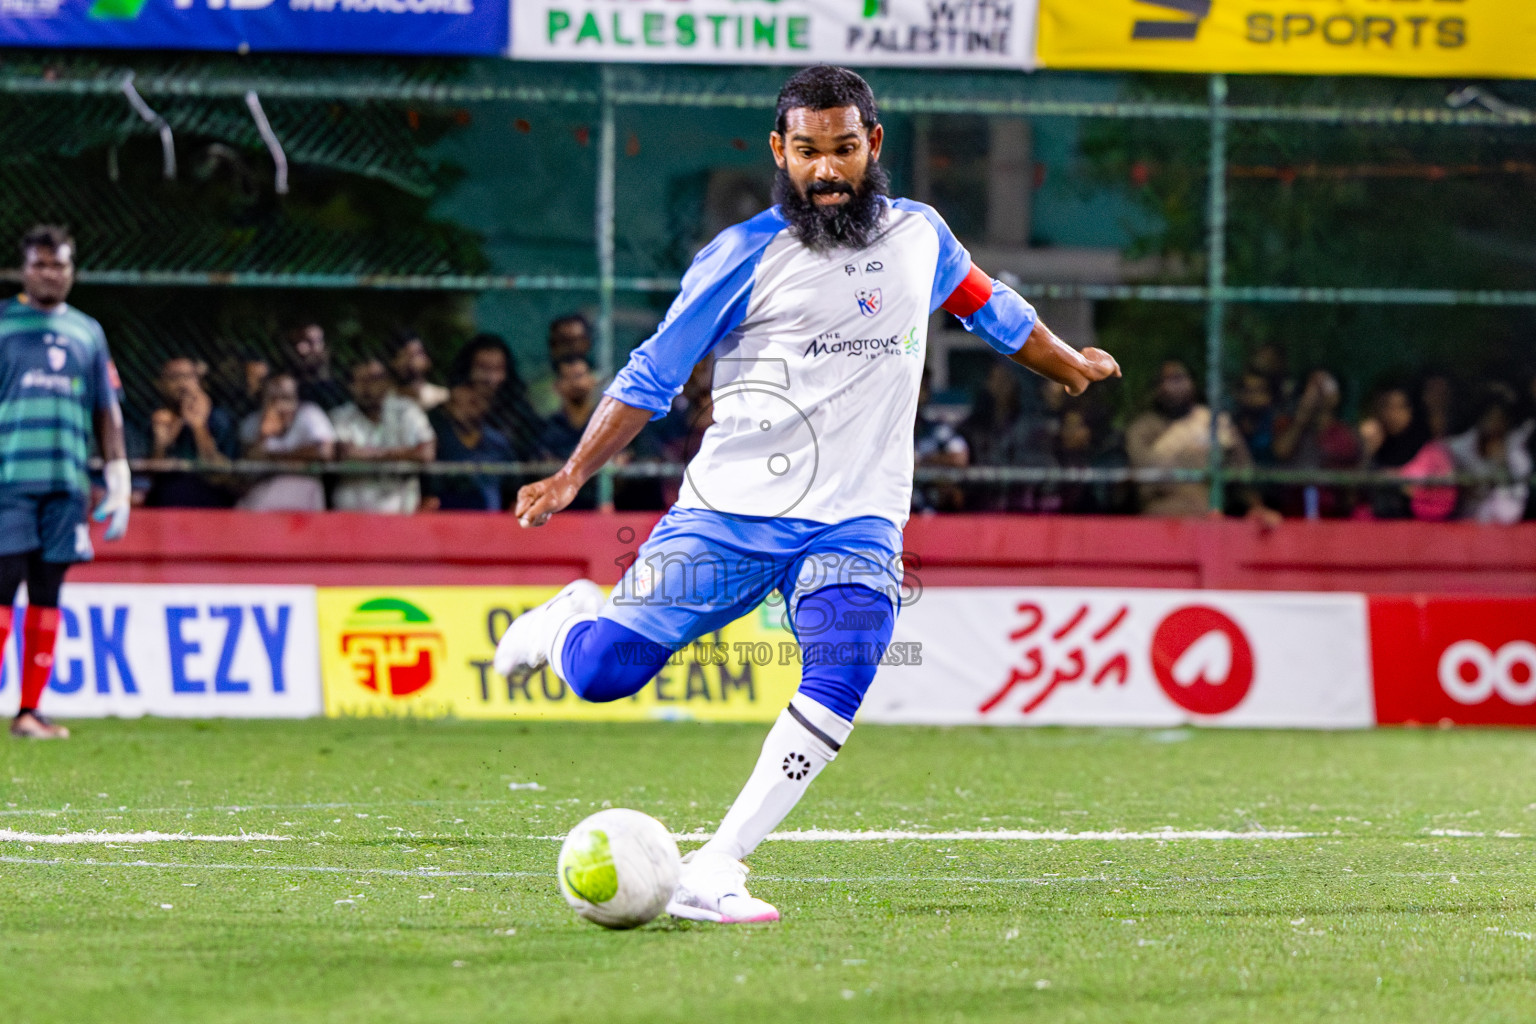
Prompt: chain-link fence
<box><xmin>4</xmin><ymin>55</ymin><xmax>1535</xmax><ymax>516</ymax></box>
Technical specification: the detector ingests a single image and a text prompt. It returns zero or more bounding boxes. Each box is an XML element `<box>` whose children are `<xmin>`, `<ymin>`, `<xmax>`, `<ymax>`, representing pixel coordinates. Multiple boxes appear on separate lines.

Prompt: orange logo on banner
<box><xmin>339</xmin><ymin>598</ymin><xmax>447</xmax><ymax>698</ymax></box>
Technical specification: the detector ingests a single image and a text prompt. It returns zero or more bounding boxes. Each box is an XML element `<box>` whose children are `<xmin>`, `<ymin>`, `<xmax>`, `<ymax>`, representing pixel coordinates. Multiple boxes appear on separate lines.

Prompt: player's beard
<box><xmin>774</xmin><ymin>160</ymin><xmax>890</xmax><ymax>254</ymax></box>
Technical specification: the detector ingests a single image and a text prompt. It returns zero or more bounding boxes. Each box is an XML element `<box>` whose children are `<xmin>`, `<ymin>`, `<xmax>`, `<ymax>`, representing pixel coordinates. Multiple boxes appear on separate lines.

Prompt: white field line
<box><xmin>756</xmin><ymin>828</ymin><xmax>1318</xmax><ymax>842</ymax></box>
<box><xmin>4</xmin><ymin>826</ymin><xmax>1524</xmax><ymax>846</ymax></box>
<box><xmin>516</xmin><ymin>829</ymin><xmax>1319</xmax><ymax>842</ymax></box>
<box><xmin>0</xmin><ymin>856</ymin><xmax>1502</xmax><ymax>887</ymax></box>
<box><xmin>0</xmin><ymin>856</ymin><xmax>539</xmax><ymax>878</ymax></box>
<box><xmin>0</xmin><ymin>830</ymin><xmax>289</xmax><ymax>845</ymax></box>
<box><xmin>0</xmin><ymin>799</ymin><xmax>519</xmax><ymax>817</ymax></box>
<box><xmin>0</xmin><ymin>856</ymin><xmax>1275</xmax><ymax>885</ymax></box>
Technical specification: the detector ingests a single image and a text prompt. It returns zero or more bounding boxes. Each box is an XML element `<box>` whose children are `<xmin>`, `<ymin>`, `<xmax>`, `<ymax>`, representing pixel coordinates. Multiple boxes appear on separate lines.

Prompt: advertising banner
<box><xmin>862</xmin><ymin>587</ymin><xmax>1375</xmax><ymax>728</ymax></box>
<box><xmin>317</xmin><ymin>586</ymin><xmax>804</xmax><ymax>721</ymax></box>
<box><xmin>0</xmin><ymin>584</ymin><xmax>322</xmax><ymax>719</ymax></box>
<box><xmin>0</xmin><ymin>0</ymin><xmax>509</xmax><ymax>56</ymax></box>
<box><xmin>1369</xmin><ymin>596</ymin><xmax>1536</xmax><ymax>727</ymax></box>
<box><xmin>511</xmin><ymin>0</ymin><xmax>1037</xmax><ymax>68</ymax></box>
<box><xmin>1037</xmin><ymin>0</ymin><xmax>1536</xmax><ymax>79</ymax></box>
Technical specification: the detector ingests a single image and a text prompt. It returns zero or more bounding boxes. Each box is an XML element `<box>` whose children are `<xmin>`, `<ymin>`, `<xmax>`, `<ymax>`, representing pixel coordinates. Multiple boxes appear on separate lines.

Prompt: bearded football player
<box><xmin>496</xmin><ymin>66</ymin><xmax>1120</xmax><ymax>921</ymax></box>
<box><xmin>1</xmin><ymin>226</ymin><xmax>131</xmax><ymax>739</ymax></box>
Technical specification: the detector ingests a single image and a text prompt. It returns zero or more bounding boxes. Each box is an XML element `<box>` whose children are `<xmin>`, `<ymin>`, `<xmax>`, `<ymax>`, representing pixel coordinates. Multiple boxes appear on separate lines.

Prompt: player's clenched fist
<box><xmin>1079</xmin><ymin>347</ymin><xmax>1122</xmax><ymax>388</ymax></box>
<box><xmin>515</xmin><ymin>472</ymin><xmax>579</xmax><ymax>528</ymax></box>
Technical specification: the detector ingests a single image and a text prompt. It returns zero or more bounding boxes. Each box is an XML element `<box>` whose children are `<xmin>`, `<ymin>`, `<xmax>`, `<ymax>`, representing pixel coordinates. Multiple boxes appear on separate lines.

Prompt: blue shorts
<box><xmin>603</xmin><ymin>507</ymin><xmax>904</xmax><ymax>647</ymax></box>
<box><xmin>0</xmin><ymin>490</ymin><xmax>93</xmax><ymax>564</ymax></box>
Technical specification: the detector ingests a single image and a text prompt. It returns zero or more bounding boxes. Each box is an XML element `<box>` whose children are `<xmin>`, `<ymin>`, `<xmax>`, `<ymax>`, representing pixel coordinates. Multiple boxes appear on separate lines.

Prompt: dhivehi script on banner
<box><xmin>1037</xmin><ymin>0</ymin><xmax>1536</xmax><ymax>78</ymax></box>
<box><xmin>862</xmin><ymin>587</ymin><xmax>1376</xmax><ymax>728</ymax></box>
<box><xmin>511</xmin><ymin>0</ymin><xmax>1038</xmax><ymax>67</ymax></box>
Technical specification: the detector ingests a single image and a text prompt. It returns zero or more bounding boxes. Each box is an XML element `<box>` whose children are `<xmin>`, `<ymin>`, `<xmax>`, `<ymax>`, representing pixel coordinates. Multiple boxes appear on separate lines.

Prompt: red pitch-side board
<box><xmin>76</xmin><ymin>510</ymin><xmax>1536</xmax><ymax>594</ymax></box>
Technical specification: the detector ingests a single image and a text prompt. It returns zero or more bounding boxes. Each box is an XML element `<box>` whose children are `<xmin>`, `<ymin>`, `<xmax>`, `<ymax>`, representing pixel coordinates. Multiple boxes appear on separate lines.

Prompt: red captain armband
<box><xmin>940</xmin><ymin>263</ymin><xmax>993</xmax><ymax>318</ymax></box>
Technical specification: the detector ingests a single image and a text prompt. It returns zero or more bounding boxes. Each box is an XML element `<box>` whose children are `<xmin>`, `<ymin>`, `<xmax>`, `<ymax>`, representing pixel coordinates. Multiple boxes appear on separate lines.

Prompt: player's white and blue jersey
<box><xmin>595</xmin><ymin>198</ymin><xmax>1039</xmax><ymax>650</ymax></box>
<box><xmin>0</xmin><ymin>298</ymin><xmax>118</xmax><ymax>496</ymax></box>
<box><xmin>607</xmin><ymin>196</ymin><xmax>1039</xmax><ymax>530</ymax></box>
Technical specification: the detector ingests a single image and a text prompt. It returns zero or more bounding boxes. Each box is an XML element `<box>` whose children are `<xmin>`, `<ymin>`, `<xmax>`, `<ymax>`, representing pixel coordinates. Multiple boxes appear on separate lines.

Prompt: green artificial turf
<box><xmin>2</xmin><ymin>720</ymin><xmax>1534</xmax><ymax>1023</ymax></box>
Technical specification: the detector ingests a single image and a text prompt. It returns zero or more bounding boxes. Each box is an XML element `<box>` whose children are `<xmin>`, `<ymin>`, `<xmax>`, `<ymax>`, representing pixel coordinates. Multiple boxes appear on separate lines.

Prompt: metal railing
<box><xmin>113</xmin><ymin>458</ymin><xmax>1536</xmax><ymax>494</ymax></box>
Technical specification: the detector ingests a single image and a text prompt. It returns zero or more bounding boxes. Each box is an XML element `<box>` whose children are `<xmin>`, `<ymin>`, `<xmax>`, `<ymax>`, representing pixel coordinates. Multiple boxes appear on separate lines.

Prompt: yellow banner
<box><xmin>1039</xmin><ymin>0</ymin><xmax>1536</xmax><ymax>78</ymax></box>
<box><xmin>317</xmin><ymin>587</ymin><xmax>801</xmax><ymax>722</ymax></box>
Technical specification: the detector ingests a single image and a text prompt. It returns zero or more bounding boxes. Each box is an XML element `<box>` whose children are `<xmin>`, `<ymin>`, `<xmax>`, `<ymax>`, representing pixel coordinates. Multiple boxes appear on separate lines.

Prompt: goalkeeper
<box><xmin>1</xmin><ymin>226</ymin><xmax>131</xmax><ymax>739</ymax></box>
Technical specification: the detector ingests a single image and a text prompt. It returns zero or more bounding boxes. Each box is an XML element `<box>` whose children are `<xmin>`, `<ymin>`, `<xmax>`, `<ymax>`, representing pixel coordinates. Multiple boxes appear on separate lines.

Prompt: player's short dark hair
<box><xmin>19</xmin><ymin>224</ymin><xmax>74</xmax><ymax>260</ymax></box>
<box><xmin>775</xmin><ymin>66</ymin><xmax>879</xmax><ymax>137</ymax></box>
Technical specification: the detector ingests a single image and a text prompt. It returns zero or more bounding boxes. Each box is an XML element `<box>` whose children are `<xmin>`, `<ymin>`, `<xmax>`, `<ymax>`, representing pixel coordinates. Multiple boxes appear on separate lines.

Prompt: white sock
<box><xmin>699</xmin><ymin>695</ymin><xmax>853</xmax><ymax>862</ymax></box>
<box><xmin>549</xmin><ymin>612</ymin><xmax>598</xmax><ymax>681</ymax></box>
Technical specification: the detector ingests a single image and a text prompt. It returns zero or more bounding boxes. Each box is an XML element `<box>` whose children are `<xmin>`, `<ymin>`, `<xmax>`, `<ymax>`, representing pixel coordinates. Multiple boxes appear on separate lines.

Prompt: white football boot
<box><xmin>493</xmin><ymin>579</ymin><xmax>605</xmax><ymax>678</ymax></box>
<box><xmin>667</xmin><ymin>849</ymin><xmax>780</xmax><ymax>924</ymax></box>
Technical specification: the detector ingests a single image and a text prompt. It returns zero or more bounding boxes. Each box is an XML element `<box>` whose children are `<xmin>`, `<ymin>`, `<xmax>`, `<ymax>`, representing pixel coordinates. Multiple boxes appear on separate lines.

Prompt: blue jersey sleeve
<box><xmin>959</xmin><ymin>280</ymin><xmax>1039</xmax><ymax>356</ymax></box>
<box><xmin>890</xmin><ymin>198</ymin><xmax>972</xmax><ymax>314</ymax></box>
<box><xmin>605</xmin><ymin>209</ymin><xmax>786</xmax><ymax>420</ymax></box>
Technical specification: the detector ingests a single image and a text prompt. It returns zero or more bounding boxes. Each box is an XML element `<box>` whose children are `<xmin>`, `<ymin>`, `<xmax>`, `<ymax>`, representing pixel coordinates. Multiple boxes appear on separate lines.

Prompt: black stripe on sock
<box><xmin>786</xmin><ymin>702</ymin><xmax>842</xmax><ymax>753</ymax></box>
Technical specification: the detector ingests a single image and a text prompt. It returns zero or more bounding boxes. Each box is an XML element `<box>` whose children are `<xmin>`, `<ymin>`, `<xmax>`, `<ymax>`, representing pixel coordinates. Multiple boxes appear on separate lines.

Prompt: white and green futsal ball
<box><xmin>557</xmin><ymin>808</ymin><xmax>681</xmax><ymax>929</ymax></box>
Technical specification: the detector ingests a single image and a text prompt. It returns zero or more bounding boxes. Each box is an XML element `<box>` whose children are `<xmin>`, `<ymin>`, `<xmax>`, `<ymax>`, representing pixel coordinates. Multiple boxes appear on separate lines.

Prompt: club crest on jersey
<box><xmin>855</xmin><ymin>288</ymin><xmax>882</xmax><ymax>318</ymax></box>
<box><xmin>48</xmin><ymin>347</ymin><xmax>66</xmax><ymax>372</ymax></box>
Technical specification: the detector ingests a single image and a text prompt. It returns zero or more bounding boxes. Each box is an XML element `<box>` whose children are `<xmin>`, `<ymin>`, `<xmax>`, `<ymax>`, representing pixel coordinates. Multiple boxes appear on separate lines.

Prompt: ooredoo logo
<box><xmin>1438</xmin><ymin>641</ymin><xmax>1536</xmax><ymax>706</ymax></box>
<box><xmin>340</xmin><ymin>597</ymin><xmax>447</xmax><ymax>698</ymax></box>
<box><xmin>1150</xmin><ymin>606</ymin><xmax>1254</xmax><ymax>715</ymax></box>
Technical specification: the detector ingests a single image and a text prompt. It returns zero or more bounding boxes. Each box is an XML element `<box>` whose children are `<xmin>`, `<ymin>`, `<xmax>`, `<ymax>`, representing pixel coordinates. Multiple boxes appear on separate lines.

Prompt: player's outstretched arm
<box><xmin>514</xmin><ymin>397</ymin><xmax>653</xmax><ymax>528</ymax></box>
<box><xmin>1007</xmin><ymin>320</ymin><xmax>1121</xmax><ymax>397</ymax></box>
<box><xmin>934</xmin><ymin>255</ymin><xmax>1118</xmax><ymax>397</ymax></box>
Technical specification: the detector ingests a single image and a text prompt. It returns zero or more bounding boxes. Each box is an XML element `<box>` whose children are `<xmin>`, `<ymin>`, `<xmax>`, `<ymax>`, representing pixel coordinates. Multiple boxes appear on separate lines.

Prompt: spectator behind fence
<box><xmin>1359</xmin><ymin>385</ymin><xmax>1432</xmax><ymax>520</ymax></box>
<box><xmin>329</xmin><ymin>357</ymin><xmax>436</xmax><ymax>514</ymax></box>
<box><xmin>538</xmin><ymin>314</ymin><xmax>594</xmax><ymax>416</ymax></box>
<box><xmin>388</xmin><ymin>328</ymin><xmax>448</xmax><ymax>412</ymax></box>
<box><xmin>1053</xmin><ymin>399</ymin><xmax>1130</xmax><ymax>516</ymax></box>
<box><xmin>1248</xmin><ymin>342</ymin><xmax>1296</xmax><ymax>415</ymax></box>
<box><xmin>1420</xmin><ymin>372</ymin><xmax>1458</xmax><ymax>441</ymax></box>
<box><xmin>960</xmin><ymin>363</ymin><xmax>1055</xmax><ymax>512</ymax></box>
<box><xmin>237</xmin><ymin>372</ymin><xmax>334</xmax><ymax>511</ymax></box>
<box><xmin>1274</xmin><ymin>369</ymin><xmax>1361</xmax><ymax>519</ymax></box>
<box><xmin>1233</xmin><ymin>370</ymin><xmax>1279</xmax><ymax>467</ymax></box>
<box><xmin>1233</xmin><ymin>369</ymin><xmax>1282</xmax><ymax>512</ymax></box>
<box><xmin>425</xmin><ymin>383</ymin><xmax>513</xmax><ymax>511</ymax></box>
<box><xmin>284</xmin><ymin>319</ymin><xmax>349</xmax><ymax>411</ymax></box>
<box><xmin>143</xmin><ymin>356</ymin><xmax>238</xmax><ymax>508</ymax></box>
<box><xmin>1446</xmin><ymin>384</ymin><xmax>1533</xmax><ymax>524</ymax></box>
<box><xmin>210</xmin><ymin>351</ymin><xmax>270</xmax><ymax>423</ymax></box>
<box><xmin>913</xmin><ymin>367</ymin><xmax>968</xmax><ymax>513</ymax></box>
<box><xmin>539</xmin><ymin>353</ymin><xmax>601</xmax><ymax>511</ymax></box>
<box><xmin>548</xmin><ymin>313</ymin><xmax>592</xmax><ymax>364</ymax></box>
<box><xmin>450</xmin><ymin>333</ymin><xmax>542</xmax><ymax>457</ymax></box>
<box><xmin>1125</xmin><ymin>360</ymin><xmax>1278</xmax><ymax>522</ymax></box>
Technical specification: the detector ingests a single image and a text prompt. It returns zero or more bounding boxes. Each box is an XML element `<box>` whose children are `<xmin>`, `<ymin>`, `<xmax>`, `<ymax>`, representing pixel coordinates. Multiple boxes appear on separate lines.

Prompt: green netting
<box><xmin>1</xmin><ymin>54</ymin><xmax>1535</xmax><ymax>503</ymax></box>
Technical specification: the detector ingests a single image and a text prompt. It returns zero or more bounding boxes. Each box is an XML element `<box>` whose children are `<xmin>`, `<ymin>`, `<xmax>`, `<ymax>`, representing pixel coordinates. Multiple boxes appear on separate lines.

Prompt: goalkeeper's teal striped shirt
<box><xmin>0</xmin><ymin>297</ymin><xmax>119</xmax><ymax>496</ymax></box>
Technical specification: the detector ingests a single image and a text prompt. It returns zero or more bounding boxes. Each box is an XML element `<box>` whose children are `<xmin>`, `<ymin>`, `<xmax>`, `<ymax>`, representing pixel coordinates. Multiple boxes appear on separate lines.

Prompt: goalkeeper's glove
<box><xmin>92</xmin><ymin>458</ymin><xmax>132</xmax><ymax>541</ymax></box>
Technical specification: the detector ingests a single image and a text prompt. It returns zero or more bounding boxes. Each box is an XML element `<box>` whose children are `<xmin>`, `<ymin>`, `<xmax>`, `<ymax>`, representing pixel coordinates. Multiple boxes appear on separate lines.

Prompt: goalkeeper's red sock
<box><xmin>18</xmin><ymin>606</ymin><xmax>60</xmax><ymax>715</ymax></box>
